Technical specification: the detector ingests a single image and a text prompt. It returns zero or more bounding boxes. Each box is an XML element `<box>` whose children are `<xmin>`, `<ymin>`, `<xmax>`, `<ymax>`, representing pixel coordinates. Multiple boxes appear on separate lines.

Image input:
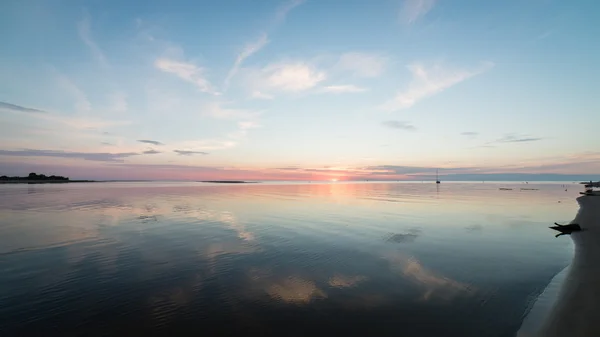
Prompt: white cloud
<box><xmin>224</xmin><ymin>0</ymin><xmax>304</xmax><ymax>91</ymax></box>
<box><xmin>251</xmin><ymin>90</ymin><xmax>274</xmax><ymax>100</ymax></box>
<box><xmin>224</xmin><ymin>34</ymin><xmax>269</xmax><ymax>89</ymax></box>
<box><xmin>228</xmin><ymin>121</ymin><xmax>261</xmax><ymax>140</ymax></box>
<box><xmin>154</xmin><ymin>58</ymin><xmax>219</xmax><ymax>95</ymax></box>
<box><xmin>78</xmin><ymin>13</ymin><xmax>109</xmax><ymax>68</ymax></box>
<box><xmin>202</xmin><ymin>101</ymin><xmax>261</xmax><ymax>120</ymax></box>
<box><xmin>381</xmin><ymin>61</ymin><xmax>494</xmax><ymax>111</ymax></box>
<box><xmin>336</xmin><ymin>52</ymin><xmax>388</xmax><ymax>78</ymax></box>
<box><xmin>275</xmin><ymin>0</ymin><xmax>305</xmax><ymax>24</ymax></box>
<box><xmin>399</xmin><ymin>0</ymin><xmax>436</xmax><ymax>25</ymax></box>
<box><xmin>321</xmin><ymin>85</ymin><xmax>368</xmax><ymax>94</ymax></box>
<box><xmin>261</xmin><ymin>62</ymin><xmax>326</xmax><ymax>92</ymax></box>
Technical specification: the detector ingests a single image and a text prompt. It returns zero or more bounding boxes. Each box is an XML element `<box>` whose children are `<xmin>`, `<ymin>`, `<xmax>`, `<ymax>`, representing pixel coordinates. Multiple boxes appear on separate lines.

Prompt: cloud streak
<box><xmin>382</xmin><ymin>120</ymin><xmax>417</xmax><ymax>131</ymax></box>
<box><xmin>155</xmin><ymin>58</ymin><xmax>219</xmax><ymax>95</ymax></box>
<box><xmin>381</xmin><ymin>61</ymin><xmax>494</xmax><ymax>111</ymax></box>
<box><xmin>224</xmin><ymin>34</ymin><xmax>269</xmax><ymax>89</ymax></box>
<box><xmin>399</xmin><ymin>0</ymin><xmax>436</xmax><ymax>25</ymax></box>
<box><xmin>321</xmin><ymin>85</ymin><xmax>368</xmax><ymax>94</ymax></box>
<box><xmin>0</xmin><ymin>149</ymin><xmax>139</xmax><ymax>162</ymax></box>
<box><xmin>251</xmin><ymin>91</ymin><xmax>274</xmax><ymax>100</ymax></box>
<box><xmin>274</xmin><ymin>0</ymin><xmax>305</xmax><ymax>25</ymax></box>
<box><xmin>78</xmin><ymin>12</ymin><xmax>109</xmax><ymax>68</ymax></box>
<box><xmin>0</xmin><ymin>102</ymin><xmax>45</xmax><ymax>114</ymax></box>
<box><xmin>492</xmin><ymin>133</ymin><xmax>543</xmax><ymax>144</ymax></box>
<box><xmin>138</xmin><ymin>140</ymin><xmax>164</xmax><ymax>146</ymax></box>
<box><xmin>224</xmin><ymin>0</ymin><xmax>304</xmax><ymax>91</ymax></box>
<box><xmin>174</xmin><ymin>150</ymin><xmax>209</xmax><ymax>156</ymax></box>
<box><xmin>261</xmin><ymin>62</ymin><xmax>326</xmax><ymax>92</ymax></box>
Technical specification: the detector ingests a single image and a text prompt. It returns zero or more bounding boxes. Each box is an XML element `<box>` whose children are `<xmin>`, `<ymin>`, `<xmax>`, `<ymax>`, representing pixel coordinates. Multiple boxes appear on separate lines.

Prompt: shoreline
<box><xmin>198</xmin><ymin>181</ymin><xmax>259</xmax><ymax>184</ymax></box>
<box><xmin>0</xmin><ymin>180</ymin><xmax>98</xmax><ymax>184</ymax></box>
<box><xmin>535</xmin><ymin>196</ymin><xmax>600</xmax><ymax>337</ymax></box>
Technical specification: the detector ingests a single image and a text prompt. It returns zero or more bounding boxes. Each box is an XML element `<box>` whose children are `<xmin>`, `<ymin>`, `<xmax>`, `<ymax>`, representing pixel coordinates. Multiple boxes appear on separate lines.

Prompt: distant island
<box><xmin>0</xmin><ymin>172</ymin><xmax>95</xmax><ymax>184</ymax></box>
<box><xmin>199</xmin><ymin>180</ymin><xmax>259</xmax><ymax>184</ymax></box>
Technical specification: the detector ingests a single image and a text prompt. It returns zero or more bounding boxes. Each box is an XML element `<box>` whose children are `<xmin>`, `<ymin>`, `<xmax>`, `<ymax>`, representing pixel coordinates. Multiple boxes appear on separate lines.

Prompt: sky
<box><xmin>0</xmin><ymin>0</ymin><xmax>599</xmax><ymax>181</ymax></box>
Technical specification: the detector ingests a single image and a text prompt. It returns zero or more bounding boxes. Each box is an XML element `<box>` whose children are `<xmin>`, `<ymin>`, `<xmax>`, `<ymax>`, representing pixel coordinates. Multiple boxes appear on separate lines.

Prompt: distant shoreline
<box><xmin>0</xmin><ymin>180</ymin><xmax>98</xmax><ymax>184</ymax></box>
<box><xmin>198</xmin><ymin>181</ymin><xmax>259</xmax><ymax>184</ymax></box>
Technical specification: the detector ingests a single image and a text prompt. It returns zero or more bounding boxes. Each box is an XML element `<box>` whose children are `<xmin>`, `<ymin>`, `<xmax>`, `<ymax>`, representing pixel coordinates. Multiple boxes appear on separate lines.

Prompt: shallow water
<box><xmin>0</xmin><ymin>182</ymin><xmax>578</xmax><ymax>336</ymax></box>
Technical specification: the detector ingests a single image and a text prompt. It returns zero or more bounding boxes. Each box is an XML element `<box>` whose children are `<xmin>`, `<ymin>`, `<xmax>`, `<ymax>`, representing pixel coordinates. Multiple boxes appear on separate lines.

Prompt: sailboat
<box><xmin>436</xmin><ymin>169</ymin><xmax>441</xmax><ymax>184</ymax></box>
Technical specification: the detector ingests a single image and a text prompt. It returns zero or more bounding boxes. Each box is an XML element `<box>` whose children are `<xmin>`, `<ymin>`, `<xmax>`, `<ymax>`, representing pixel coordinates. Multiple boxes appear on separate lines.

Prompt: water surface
<box><xmin>0</xmin><ymin>182</ymin><xmax>578</xmax><ymax>336</ymax></box>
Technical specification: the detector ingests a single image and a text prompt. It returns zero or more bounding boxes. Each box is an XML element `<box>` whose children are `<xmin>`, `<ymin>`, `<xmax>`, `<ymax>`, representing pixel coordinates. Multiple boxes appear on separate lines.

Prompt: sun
<box><xmin>330</xmin><ymin>178</ymin><xmax>338</xmax><ymax>182</ymax></box>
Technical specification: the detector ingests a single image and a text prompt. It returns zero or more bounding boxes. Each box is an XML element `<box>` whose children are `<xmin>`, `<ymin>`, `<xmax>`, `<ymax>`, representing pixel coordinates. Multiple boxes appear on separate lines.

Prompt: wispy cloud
<box><xmin>143</xmin><ymin>149</ymin><xmax>161</xmax><ymax>154</ymax></box>
<box><xmin>0</xmin><ymin>102</ymin><xmax>45</xmax><ymax>114</ymax></box>
<box><xmin>461</xmin><ymin>131</ymin><xmax>479</xmax><ymax>137</ymax></box>
<box><xmin>138</xmin><ymin>139</ymin><xmax>164</xmax><ymax>146</ymax></box>
<box><xmin>251</xmin><ymin>90</ymin><xmax>274</xmax><ymax>100</ymax></box>
<box><xmin>202</xmin><ymin>102</ymin><xmax>261</xmax><ymax>120</ymax></box>
<box><xmin>224</xmin><ymin>0</ymin><xmax>304</xmax><ymax>91</ymax></box>
<box><xmin>335</xmin><ymin>52</ymin><xmax>388</xmax><ymax>78</ymax></box>
<box><xmin>155</xmin><ymin>58</ymin><xmax>219</xmax><ymax>95</ymax></box>
<box><xmin>274</xmin><ymin>0</ymin><xmax>305</xmax><ymax>24</ymax></box>
<box><xmin>321</xmin><ymin>85</ymin><xmax>368</xmax><ymax>94</ymax></box>
<box><xmin>492</xmin><ymin>133</ymin><xmax>543</xmax><ymax>144</ymax></box>
<box><xmin>224</xmin><ymin>34</ymin><xmax>269</xmax><ymax>89</ymax></box>
<box><xmin>381</xmin><ymin>61</ymin><xmax>494</xmax><ymax>111</ymax></box>
<box><xmin>173</xmin><ymin>139</ymin><xmax>237</xmax><ymax>151</ymax></box>
<box><xmin>2</xmin><ymin>100</ymin><xmax>129</xmax><ymax>130</ymax></box>
<box><xmin>261</xmin><ymin>62</ymin><xmax>326</xmax><ymax>92</ymax></box>
<box><xmin>78</xmin><ymin>12</ymin><xmax>109</xmax><ymax>68</ymax></box>
<box><xmin>0</xmin><ymin>149</ymin><xmax>138</xmax><ymax>162</ymax></box>
<box><xmin>399</xmin><ymin>0</ymin><xmax>436</xmax><ymax>25</ymax></box>
<box><xmin>382</xmin><ymin>120</ymin><xmax>417</xmax><ymax>131</ymax></box>
<box><xmin>174</xmin><ymin>150</ymin><xmax>209</xmax><ymax>156</ymax></box>
<box><xmin>363</xmin><ymin>165</ymin><xmax>470</xmax><ymax>175</ymax></box>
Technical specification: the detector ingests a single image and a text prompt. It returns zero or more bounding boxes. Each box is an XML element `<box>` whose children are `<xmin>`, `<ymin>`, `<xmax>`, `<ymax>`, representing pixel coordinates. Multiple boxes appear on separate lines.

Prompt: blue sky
<box><xmin>0</xmin><ymin>0</ymin><xmax>599</xmax><ymax>180</ymax></box>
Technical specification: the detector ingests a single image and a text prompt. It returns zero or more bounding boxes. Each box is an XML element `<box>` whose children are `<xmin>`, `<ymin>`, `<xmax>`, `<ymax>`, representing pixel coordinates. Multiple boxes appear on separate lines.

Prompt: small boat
<box><xmin>436</xmin><ymin>169</ymin><xmax>440</xmax><ymax>184</ymax></box>
<box><xmin>499</xmin><ymin>188</ymin><xmax>513</xmax><ymax>191</ymax></box>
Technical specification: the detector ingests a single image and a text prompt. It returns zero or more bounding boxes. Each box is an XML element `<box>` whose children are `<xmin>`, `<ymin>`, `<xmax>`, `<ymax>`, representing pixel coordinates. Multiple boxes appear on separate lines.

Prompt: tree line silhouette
<box><xmin>0</xmin><ymin>172</ymin><xmax>69</xmax><ymax>181</ymax></box>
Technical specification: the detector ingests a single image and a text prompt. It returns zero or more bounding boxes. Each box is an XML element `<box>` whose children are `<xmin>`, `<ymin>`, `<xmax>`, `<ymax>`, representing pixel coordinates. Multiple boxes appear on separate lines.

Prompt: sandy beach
<box><xmin>530</xmin><ymin>196</ymin><xmax>600</xmax><ymax>337</ymax></box>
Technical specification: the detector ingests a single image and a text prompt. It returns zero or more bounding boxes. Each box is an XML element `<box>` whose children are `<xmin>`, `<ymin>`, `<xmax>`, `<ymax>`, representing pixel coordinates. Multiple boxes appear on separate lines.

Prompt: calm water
<box><xmin>0</xmin><ymin>182</ymin><xmax>579</xmax><ymax>337</ymax></box>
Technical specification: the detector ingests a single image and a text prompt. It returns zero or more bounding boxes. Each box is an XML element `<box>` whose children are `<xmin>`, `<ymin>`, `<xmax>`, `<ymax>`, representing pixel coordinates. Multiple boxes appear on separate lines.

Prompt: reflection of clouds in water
<box><xmin>465</xmin><ymin>224</ymin><xmax>483</xmax><ymax>232</ymax></box>
<box><xmin>385</xmin><ymin>253</ymin><xmax>474</xmax><ymax>301</ymax></box>
<box><xmin>138</xmin><ymin>215</ymin><xmax>158</xmax><ymax>223</ymax></box>
<box><xmin>328</xmin><ymin>274</ymin><xmax>368</xmax><ymax>288</ymax></box>
<box><xmin>265</xmin><ymin>276</ymin><xmax>327</xmax><ymax>304</ymax></box>
<box><xmin>172</xmin><ymin>205</ymin><xmax>255</xmax><ymax>243</ymax></box>
<box><xmin>219</xmin><ymin>211</ymin><xmax>255</xmax><ymax>242</ymax></box>
<box><xmin>203</xmin><ymin>242</ymin><xmax>259</xmax><ymax>259</ymax></box>
<box><xmin>386</xmin><ymin>233</ymin><xmax>419</xmax><ymax>243</ymax></box>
